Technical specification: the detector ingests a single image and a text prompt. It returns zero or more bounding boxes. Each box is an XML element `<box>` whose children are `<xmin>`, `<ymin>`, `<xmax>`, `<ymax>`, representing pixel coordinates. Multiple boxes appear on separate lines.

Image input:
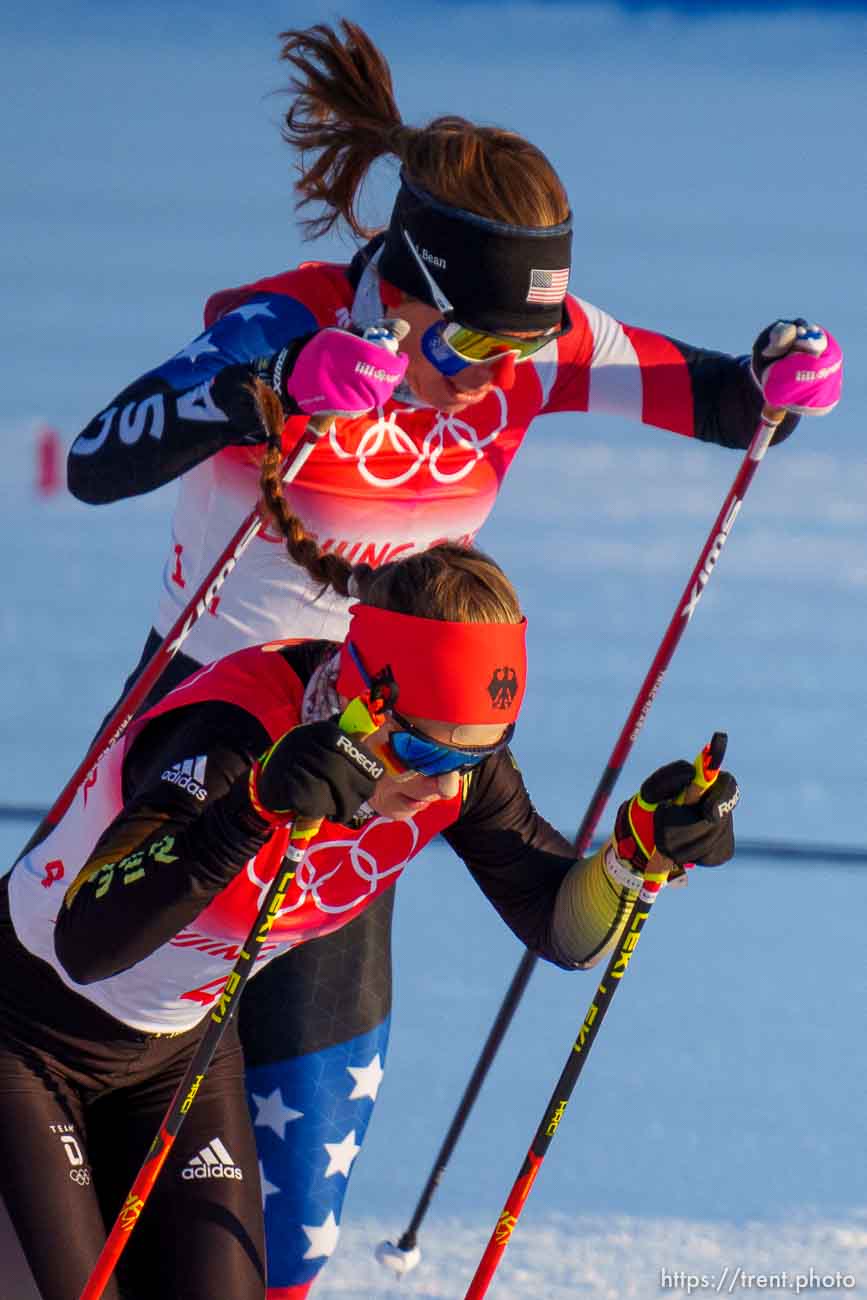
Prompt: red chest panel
<box><xmin>193</xmin><ymin>797</ymin><xmax>459</xmax><ymax>946</ymax></box>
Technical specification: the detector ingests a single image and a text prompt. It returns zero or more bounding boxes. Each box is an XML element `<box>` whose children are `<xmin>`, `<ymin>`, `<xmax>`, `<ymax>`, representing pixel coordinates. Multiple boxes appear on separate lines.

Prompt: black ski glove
<box><xmin>614</xmin><ymin>758</ymin><xmax>739</xmax><ymax>873</ymax></box>
<box><xmin>248</xmin><ymin>720</ymin><xmax>385</xmax><ymax>827</ymax></box>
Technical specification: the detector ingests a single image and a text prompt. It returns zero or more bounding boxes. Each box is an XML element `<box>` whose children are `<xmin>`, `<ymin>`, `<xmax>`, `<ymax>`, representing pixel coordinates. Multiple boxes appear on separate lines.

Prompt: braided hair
<box><xmin>253</xmin><ymin>380</ymin><xmax>522</xmax><ymax>625</ymax></box>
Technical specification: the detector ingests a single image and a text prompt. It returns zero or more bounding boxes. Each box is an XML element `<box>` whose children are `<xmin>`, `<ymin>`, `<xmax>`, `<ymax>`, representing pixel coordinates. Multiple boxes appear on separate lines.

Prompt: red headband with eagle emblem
<box><xmin>336</xmin><ymin>604</ymin><xmax>527</xmax><ymax>725</ymax></box>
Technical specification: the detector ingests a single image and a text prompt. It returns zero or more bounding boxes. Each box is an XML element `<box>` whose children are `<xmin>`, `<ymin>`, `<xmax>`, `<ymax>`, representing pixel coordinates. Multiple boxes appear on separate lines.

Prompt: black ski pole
<box><xmin>376</xmin><ymin>953</ymin><xmax>532</xmax><ymax>1272</ymax></box>
<box><xmin>464</xmin><ymin>733</ymin><xmax>727</xmax><ymax>1298</ymax></box>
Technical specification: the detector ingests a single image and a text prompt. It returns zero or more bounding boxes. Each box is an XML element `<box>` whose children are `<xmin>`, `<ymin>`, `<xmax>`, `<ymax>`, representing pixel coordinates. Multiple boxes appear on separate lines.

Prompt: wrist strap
<box><xmin>602</xmin><ymin>838</ymin><xmax>645</xmax><ymax>894</ymax></box>
<box><xmin>248</xmin><ymin>763</ymin><xmax>293</xmax><ymax>828</ymax></box>
<box><xmin>348</xmin><ymin>801</ymin><xmax>377</xmax><ymax>830</ymax></box>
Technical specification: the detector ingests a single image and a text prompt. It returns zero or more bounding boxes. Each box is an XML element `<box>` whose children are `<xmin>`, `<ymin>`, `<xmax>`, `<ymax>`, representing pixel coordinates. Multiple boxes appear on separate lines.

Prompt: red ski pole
<box><xmin>460</xmin><ymin>324</ymin><xmax>843</xmax><ymax>1294</ymax></box>
<box><xmin>379</xmin><ymin>403</ymin><xmax>787</xmax><ymax>1275</ymax></box>
<box><xmin>18</xmin><ymin>414</ymin><xmax>329</xmax><ymax>855</ymax></box>
<box><xmin>464</xmin><ymin>734</ymin><xmax>729</xmax><ymax>1300</ymax></box>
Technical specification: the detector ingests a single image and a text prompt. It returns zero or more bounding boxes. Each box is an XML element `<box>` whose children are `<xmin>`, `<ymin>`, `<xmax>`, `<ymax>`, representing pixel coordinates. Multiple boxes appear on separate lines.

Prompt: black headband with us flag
<box><xmin>378</xmin><ymin>172</ymin><xmax>573</xmax><ymax>333</ymax></box>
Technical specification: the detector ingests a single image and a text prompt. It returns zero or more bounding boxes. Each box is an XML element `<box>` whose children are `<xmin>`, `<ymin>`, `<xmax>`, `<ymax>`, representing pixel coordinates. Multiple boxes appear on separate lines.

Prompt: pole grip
<box><xmin>647</xmin><ymin>731</ymin><xmax>727</xmax><ymax>882</ymax></box>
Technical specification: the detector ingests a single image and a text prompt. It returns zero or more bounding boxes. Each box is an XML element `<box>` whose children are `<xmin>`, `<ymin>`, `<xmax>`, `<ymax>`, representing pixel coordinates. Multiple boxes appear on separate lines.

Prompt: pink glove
<box><xmin>283</xmin><ymin>321</ymin><xmax>409</xmax><ymax>418</ymax></box>
<box><xmin>751</xmin><ymin>320</ymin><xmax>842</xmax><ymax>416</ymax></box>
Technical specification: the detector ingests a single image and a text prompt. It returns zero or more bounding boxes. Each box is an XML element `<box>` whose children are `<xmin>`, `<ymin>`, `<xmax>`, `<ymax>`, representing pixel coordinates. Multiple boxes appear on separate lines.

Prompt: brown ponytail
<box><xmin>279</xmin><ymin>20</ymin><xmax>569</xmax><ymax>239</ymax></box>
<box><xmin>254</xmin><ymin>380</ymin><xmax>522</xmax><ymax>625</ymax></box>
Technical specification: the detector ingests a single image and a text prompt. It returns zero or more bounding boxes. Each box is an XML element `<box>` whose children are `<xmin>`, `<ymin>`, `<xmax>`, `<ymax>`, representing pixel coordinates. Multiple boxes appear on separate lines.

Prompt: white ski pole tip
<box><xmin>375</xmin><ymin>1238</ymin><xmax>422</xmax><ymax>1275</ymax></box>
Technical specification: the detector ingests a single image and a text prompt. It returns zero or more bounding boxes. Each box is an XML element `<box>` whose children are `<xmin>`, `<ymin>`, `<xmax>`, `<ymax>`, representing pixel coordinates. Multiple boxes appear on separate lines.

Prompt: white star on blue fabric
<box><xmin>301</xmin><ymin>1210</ymin><xmax>340</xmax><ymax>1259</ymax></box>
<box><xmin>259</xmin><ymin>1159</ymin><xmax>280</xmax><ymax>1206</ymax></box>
<box><xmin>252</xmin><ymin>1087</ymin><xmax>303</xmax><ymax>1139</ymax></box>
<box><xmin>228</xmin><ymin>301</ymin><xmax>278</xmax><ymax>321</ymax></box>
<box><xmin>347</xmin><ymin>1053</ymin><xmax>384</xmax><ymax>1101</ymax></box>
<box><xmin>172</xmin><ymin>336</ymin><xmax>219</xmax><ymax>364</ymax></box>
<box><xmin>323</xmin><ymin>1129</ymin><xmax>361</xmax><ymax>1178</ymax></box>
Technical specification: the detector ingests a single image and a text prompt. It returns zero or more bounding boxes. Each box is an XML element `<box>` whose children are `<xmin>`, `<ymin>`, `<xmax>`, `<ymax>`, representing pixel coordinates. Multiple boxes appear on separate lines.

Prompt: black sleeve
<box><xmin>65</xmin><ymin>365</ymin><xmax>264</xmax><ymax>503</ymax></box>
<box><xmin>54</xmin><ymin>701</ymin><xmax>275</xmax><ymax>983</ymax></box>
<box><xmin>66</xmin><ymin>289</ymin><xmax>318</xmax><ymax>503</ymax></box>
<box><xmin>672</xmin><ymin>345</ymin><xmax>799</xmax><ymax>449</ymax></box>
<box><xmin>441</xmin><ymin>750</ymin><xmax>579</xmax><ymax>968</ymax></box>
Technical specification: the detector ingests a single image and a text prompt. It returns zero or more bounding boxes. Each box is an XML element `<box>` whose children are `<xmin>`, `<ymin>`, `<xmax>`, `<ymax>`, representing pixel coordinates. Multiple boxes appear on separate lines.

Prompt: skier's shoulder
<box><xmin>539</xmin><ymin>292</ymin><xmax>595</xmax><ymax>374</ymax></box>
<box><xmin>203</xmin><ymin>261</ymin><xmax>355</xmax><ymax>331</ymax></box>
<box><xmin>455</xmin><ymin>746</ymin><xmax>529</xmax><ymax>827</ymax></box>
<box><xmin>136</xmin><ymin>641</ymin><xmax>312</xmax><ymax>745</ymax></box>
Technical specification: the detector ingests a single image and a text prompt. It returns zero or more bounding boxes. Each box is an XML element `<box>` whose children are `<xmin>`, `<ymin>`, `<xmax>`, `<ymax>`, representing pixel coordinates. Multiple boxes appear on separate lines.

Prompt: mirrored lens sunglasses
<box><xmin>388</xmin><ymin>709</ymin><xmax>514</xmax><ymax>776</ymax></box>
<box><xmin>421</xmin><ymin>310</ymin><xmax>571</xmax><ymax>377</ymax></box>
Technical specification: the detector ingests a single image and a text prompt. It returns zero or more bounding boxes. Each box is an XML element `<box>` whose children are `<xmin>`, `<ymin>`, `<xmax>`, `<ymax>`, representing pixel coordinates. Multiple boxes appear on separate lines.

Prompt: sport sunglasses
<box><xmin>346</xmin><ymin>642</ymin><xmax>514</xmax><ymax>776</ymax></box>
<box><xmin>421</xmin><ymin>309</ymin><xmax>571</xmax><ymax>378</ymax></box>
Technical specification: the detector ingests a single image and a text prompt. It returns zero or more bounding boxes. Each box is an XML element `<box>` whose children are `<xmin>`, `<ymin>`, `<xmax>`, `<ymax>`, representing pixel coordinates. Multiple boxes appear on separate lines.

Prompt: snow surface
<box><xmin>1</xmin><ymin>3</ymin><xmax>865</xmax><ymax>1296</ymax></box>
<box><xmin>271</xmin><ymin>1215</ymin><xmax>867</xmax><ymax>1298</ymax></box>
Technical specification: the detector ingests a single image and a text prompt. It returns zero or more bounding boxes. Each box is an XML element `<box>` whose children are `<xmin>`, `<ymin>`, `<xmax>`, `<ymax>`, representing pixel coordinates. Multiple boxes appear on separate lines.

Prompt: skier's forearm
<box><xmin>54</xmin><ymin>782</ymin><xmax>269</xmax><ymax>983</ymax></box>
<box><xmin>67</xmin><ymin>289</ymin><xmax>320</xmax><ymax>503</ymax></box>
<box><xmin>671</xmin><ymin>343</ymin><xmax>800</xmax><ymax>449</ymax></box>
<box><xmin>66</xmin><ymin>364</ymin><xmax>260</xmax><ymax>503</ymax></box>
<box><xmin>549</xmin><ymin>843</ymin><xmax>637</xmax><ymax>969</ymax></box>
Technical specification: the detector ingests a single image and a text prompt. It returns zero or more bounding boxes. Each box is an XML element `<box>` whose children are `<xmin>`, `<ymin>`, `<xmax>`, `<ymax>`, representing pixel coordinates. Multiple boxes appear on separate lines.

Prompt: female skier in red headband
<box><xmin>0</xmin><ymin>408</ymin><xmax>740</xmax><ymax>1296</ymax></box>
<box><xmin>57</xmin><ymin>19</ymin><xmax>841</xmax><ymax>1298</ymax></box>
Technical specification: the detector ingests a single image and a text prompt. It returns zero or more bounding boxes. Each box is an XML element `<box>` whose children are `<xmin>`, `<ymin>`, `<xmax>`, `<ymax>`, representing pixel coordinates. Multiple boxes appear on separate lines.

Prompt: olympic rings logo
<box><xmin>246</xmin><ymin>816</ymin><xmax>419</xmax><ymax>916</ymax></box>
<box><xmin>69</xmin><ymin>1167</ymin><xmax>92</xmax><ymax>1186</ymax></box>
<box><xmin>328</xmin><ymin>392</ymin><xmax>508</xmax><ymax>487</ymax></box>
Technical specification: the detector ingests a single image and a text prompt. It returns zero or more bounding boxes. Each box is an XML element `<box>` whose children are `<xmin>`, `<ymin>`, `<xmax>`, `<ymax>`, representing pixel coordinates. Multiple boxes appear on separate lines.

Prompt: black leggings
<box><xmin>0</xmin><ymin>898</ymin><xmax>265</xmax><ymax>1300</ymax></box>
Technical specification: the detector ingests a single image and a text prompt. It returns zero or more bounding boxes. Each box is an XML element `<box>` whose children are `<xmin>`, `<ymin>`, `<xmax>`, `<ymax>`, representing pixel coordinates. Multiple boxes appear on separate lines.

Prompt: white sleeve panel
<box><xmin>576</xmin><ymin>297</ymin><xmax>644</xmax><ymax>422</ymax></box>
<box><xmin>528</xmin><ymin>336</ymin><xmax>561</xmax><ymax>409</ymax></box>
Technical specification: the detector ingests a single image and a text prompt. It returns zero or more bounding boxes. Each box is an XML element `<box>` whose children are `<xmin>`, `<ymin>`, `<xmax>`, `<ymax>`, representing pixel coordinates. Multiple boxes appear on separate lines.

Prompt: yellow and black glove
<box><xmin>613</xmin><ymin>738</ymin><xmax>739</xmax><ymax>882</ymax></box>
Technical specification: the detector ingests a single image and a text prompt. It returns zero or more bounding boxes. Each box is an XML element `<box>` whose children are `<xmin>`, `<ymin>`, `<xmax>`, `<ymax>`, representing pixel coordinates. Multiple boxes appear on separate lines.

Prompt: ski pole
<box><xmin>17</xmin><ymin>414</ymin><xmax>330</xmax><ymax>859</ymax></box>
<box><xmin>464</xmin><ymin>733</ymin><xmax>728</xmax><ymax>1299</ymax></box>
<box><xmin>377</xmin><ymin>403</ymin><xmax>787</xmax><ymax>1274</ymax></box>
<box><xmin>76</xmin><ymin>818</ymin><xmax>304</xmax><ymax>1300</ymax></box>
<box><xmin>77</xmin><ymin>685</ymin><xmax>386</xmax><ymax>1300</ymax></box>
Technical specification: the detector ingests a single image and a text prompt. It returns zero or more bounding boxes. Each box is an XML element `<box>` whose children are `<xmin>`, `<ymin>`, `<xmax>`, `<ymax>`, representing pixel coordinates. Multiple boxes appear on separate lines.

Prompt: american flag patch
<box><xmin>526</xmin><ymin>268</ymin><xmax>569</xmax><ymax>304</ymax></box>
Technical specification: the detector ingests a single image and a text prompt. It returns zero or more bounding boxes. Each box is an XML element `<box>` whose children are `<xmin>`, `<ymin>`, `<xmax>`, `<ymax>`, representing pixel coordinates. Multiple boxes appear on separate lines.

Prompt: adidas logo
<box><xmin>181</xmin><ymin>1137</ymin><xmax>244</xmax><ymax>1181</ymax></box>
<box><xmin>162</xmin><ymin>755</ymin><xmax>208</xmax><ymax>801</ymax></box>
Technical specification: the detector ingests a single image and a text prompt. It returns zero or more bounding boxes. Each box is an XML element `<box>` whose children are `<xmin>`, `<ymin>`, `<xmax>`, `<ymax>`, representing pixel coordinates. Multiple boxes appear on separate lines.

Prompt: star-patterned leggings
<box><xmin>245</xmin><ymin>1024</ymin><xmax>388</xmax><ymax>1297</ymax></box>
<box><xmin>238</xmin><ymin>890</ymin><xmax>395</xmax><ymax>1297</ymax></box>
